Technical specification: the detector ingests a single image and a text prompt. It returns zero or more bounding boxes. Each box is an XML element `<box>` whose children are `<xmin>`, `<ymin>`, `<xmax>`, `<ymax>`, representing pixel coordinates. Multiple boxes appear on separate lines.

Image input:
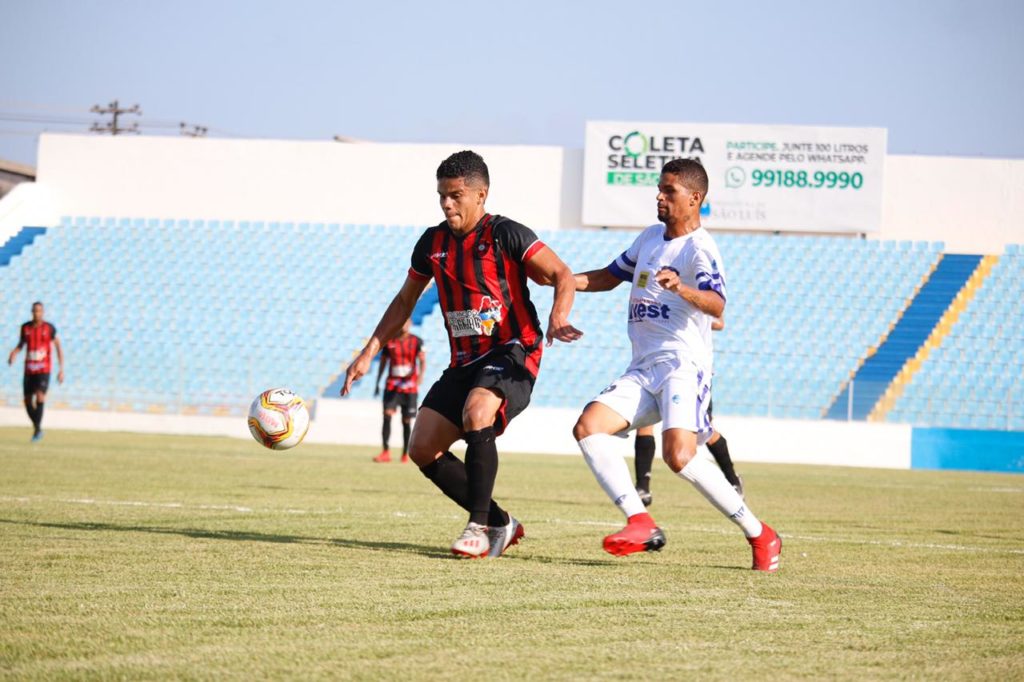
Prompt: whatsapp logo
<box><xmin>725</xmin><ymin>166</ymin><xmax>746</xmax><ymax>188</ymax></box>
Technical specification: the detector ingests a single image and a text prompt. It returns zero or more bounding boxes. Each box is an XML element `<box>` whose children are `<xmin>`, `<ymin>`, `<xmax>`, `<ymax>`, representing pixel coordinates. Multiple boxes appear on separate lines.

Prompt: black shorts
<box><xmin>23</xmin><ymin>373</ymin><xmax>50</xmax><ymax>398</ymax></box>
<box><xmin>422</xmin><ymin>344</ymin><xmax>536</xmax><ymax>435</ymax></box>
<box><xmin>383</xmin><ymin>390</ymin><xmax>418</xmax><ymax>419</ymax></box>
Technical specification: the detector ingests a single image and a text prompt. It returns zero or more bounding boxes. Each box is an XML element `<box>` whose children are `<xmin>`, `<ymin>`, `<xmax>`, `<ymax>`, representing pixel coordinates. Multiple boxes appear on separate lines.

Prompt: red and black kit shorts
<box><xmin>383</xmin><ymin>390</ymin><xmax>418</xmax><ymax>420</ymax></box>
<box><xmin>421</xmin><ymin>343</ymin><xmax>535</xmax><ymax>435</ymax></box>
<box><xmin>23</xmin><ymin>373</ymin><xmax>50</xmax><ymax>398</ymax></box>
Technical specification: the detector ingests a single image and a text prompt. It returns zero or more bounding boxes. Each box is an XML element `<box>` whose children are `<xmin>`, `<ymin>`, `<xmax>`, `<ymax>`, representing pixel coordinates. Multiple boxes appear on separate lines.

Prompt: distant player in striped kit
<box><xmin>572</xmin><ymin>159</ymin><xmax>780</xmax><ymax>571</ymax></box>
<box><xmin>372</xmin><ymin>319</ymin><xmax>426</xmax><ymax>463</ymax></box>
<box><xmin>8</xmin><ymin>302</ymin><xmax>64</xmax><ymax>442</ymax></box>
<box><xmin>343</xmin><ymin>150</ymin><xmax>581</xmax><ymax>558</ymax></box>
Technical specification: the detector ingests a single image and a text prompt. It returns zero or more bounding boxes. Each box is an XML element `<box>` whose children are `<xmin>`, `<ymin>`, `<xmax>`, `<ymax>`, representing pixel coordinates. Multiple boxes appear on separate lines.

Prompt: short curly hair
<box><xmin>436</xmin><ymin>150</ymin><xmax>490</xmax><ymax>187</ymax></box>
<box><xmin>662</xmin><ymin>158</ymin><xmax>708</xmax><ymax>198</ymax></box>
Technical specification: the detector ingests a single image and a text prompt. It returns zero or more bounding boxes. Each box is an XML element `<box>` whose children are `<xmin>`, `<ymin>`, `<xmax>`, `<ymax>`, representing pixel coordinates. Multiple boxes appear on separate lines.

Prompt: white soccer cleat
<box><xmin>487</xmin><ymin>516</ymin><xmax>525</xmax><ymax>558</ymax></box>
<box><xmin>451</xmin><ymin>522</ymin><xmax>490</xmax><ymax>559</ymax></box>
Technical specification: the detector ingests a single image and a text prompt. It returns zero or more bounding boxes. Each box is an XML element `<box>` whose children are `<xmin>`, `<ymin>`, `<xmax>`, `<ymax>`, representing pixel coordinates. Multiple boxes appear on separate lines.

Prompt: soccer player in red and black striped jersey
<box><xmin>372</xmin><ymin>318</ymin><xmax>426</xmax><ymax>463</ymax></box>
<box><xmin>8</xmin><ymin>302</ymin><xmax>64</xmax><ymax>441</ymax></box>
<box><xmin>343</xmin><ymin>150</ymin><xmax>581</xmax><ymax>558</ymax></box>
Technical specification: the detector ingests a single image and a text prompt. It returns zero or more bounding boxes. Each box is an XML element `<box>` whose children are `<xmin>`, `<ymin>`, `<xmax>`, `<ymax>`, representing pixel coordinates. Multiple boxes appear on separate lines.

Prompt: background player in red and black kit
<box><xmin>8</xmin><ymin>301</ymin><xmax>64</xmax><ymax>441</ymax></box>
<box><xmin>343</xmin><ymin>150</ymin><xmax>581</xmax><ymax>558</ymax></box>
<box><xmin>372</xmin><ymin>318</ymin><xmax>426</xmax><ymax>463</ymax></box>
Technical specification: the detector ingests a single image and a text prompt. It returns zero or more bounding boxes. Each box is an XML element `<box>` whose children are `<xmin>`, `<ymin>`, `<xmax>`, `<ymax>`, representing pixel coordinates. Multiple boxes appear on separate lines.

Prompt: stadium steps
<box><xmin>870</xmin><ymin>254</ymin><xmax>999</xmax><ymax>421</ymax></box>
<box><xmin>0</xmin><ymin>226</ymin><xmax>46</xmax><ymax>266</ymax></box>
<box><xmin>825</xmin><ymin>253</ymin><xmax>983</xmax><ymax>420</ymax></box>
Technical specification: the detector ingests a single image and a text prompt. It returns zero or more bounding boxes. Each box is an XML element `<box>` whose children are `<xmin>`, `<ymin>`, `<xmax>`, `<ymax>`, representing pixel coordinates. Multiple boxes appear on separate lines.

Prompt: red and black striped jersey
<box><xmin>382</xmin><ymin>334</ymin><xmax>424</xmax><ymax>393</ymax></box>
<box><xmin>409</xmin><ymin>214</ymin><xmax>545</xmax><ymax>377</ymax></box>
<box><xmin>18</xmin><ymin>321</ymin><xmax>57</xmax><ymax>375</ymax></box>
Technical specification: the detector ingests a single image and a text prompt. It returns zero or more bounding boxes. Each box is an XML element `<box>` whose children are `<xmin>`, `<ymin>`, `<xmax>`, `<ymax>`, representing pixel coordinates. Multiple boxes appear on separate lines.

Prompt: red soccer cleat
<box><xmin>748</xmin><ymin>523</ymin><xmax>782</xmax><ymax>572</ymax></box>
<box><xmin>400</xmin><ymin>453</ymin><xmax>410</xmax><ymax>464</ymax></box>
<box><xmin>372</xmin><ymin>450</ymin><xmax>392</xmax><ymax>463</ymax></box>
<box><xmin>602</xmin><ymin>513</ymin><xmax>666</xmax><ymax>557</ymax></box>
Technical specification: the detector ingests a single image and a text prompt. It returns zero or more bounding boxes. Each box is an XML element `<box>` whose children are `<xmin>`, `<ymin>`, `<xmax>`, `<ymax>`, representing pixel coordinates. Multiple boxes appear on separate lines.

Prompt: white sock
<box><xmin>578</xmin><ymin>434</ymin><xmax>647</xmax><ymax>519</ymax></box>
<box><xmin>679</xmin><ymin>451</ymin><xmax>763</xmax><ymax>538</ymax></box>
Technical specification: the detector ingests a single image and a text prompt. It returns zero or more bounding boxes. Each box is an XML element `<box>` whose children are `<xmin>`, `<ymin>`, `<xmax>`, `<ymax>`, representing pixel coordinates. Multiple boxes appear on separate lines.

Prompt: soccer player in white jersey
<box><xmin>571</xmin><ymin>159</ymin><xmax>781</xmax><ymax>571</ymax></box>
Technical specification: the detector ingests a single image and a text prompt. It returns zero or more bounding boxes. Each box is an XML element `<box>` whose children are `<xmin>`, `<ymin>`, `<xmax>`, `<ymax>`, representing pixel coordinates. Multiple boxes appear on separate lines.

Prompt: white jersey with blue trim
<box><xmin>608</xmin><ymin>224</ymin><xmax>726</xmax><ymax>373</ymax></box>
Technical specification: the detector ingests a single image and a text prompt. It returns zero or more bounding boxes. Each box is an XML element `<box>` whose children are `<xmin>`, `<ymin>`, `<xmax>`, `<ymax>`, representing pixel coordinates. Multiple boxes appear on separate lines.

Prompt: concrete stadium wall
<box><xmin>5</xmin><ymin>402</ymin><xmax>1019</xmax><ymax>473</ymax></box>
<box><xmin>14</xmin><ymin>135</ymin><xmax>1024</xmax><ymax>253</ymax></box>
<box><xmin>34</xmin><ymin>134</ymin><xmax>584</xmax><ymax>231</ymax></box>
<box><xmin>0</xmin><ymin>401</ymin><xmax>913</xmax><ymax>471</ymax></box>
<box><xmin>879</xmin><ymin>155</ymin><xmax>1024</xmax><ymax>254</ymax></box>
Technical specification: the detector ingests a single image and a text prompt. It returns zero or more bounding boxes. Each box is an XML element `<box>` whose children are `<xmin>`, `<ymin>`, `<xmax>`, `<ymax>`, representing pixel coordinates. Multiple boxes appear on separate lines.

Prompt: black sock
<box><xmin>381</xmin><ymin>415</ymin><xmax>391</xmax><ymax>451</ymax></box>
<box><xmin>25</xmin><ymin>401</ymin><xmax>38</xmax><ymax>430</ymax></box>
<box><xmin>401</xmin><ymin>420</ymin><xmax>411</xmax><ymax>455</ymax></box>
<box><xmin>464</xmin><ymin>427</ymin><xmax>499</xmax><ymax>526</ymax></box>
<box><xmin>35</xmin><ymin>402</ymin><xmax>44</xmax><ymax>429</ymax></box>
<box><xmin>420</xmin><ymin>451</ymin><xmax>508</xmax><ymax>527</ymax></box>
<box><xmin>708</xmin><ymin>435</ymin><xmax>740</xmax><ymax>487</ymax></box>
<box><xmin>634</xmin><ymin>435</ymin><xmax>655</xmax><ymax>489</ymax></box>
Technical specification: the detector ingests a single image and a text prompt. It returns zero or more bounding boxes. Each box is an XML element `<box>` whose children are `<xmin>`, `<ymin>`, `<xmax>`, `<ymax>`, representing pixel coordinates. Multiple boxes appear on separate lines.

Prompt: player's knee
<box><xmin>662</xmin><ymin>447</ymin><xmax>696</xmax><ymax>473</ymax></box>
<box><xmin>572</xmin><ymin>414</ymin><xmax>595</xmax><ymax>441</ymax></box>
<box><xmin>461</xmin><ymin>405</ymin><xmax>495</xmax><ymax>432</ymax></box>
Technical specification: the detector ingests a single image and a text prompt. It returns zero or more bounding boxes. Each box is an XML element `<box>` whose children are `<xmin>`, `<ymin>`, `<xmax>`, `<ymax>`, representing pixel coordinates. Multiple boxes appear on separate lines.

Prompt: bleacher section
<box><xmin>8</xmin><ymin>218</ymin><xmax>1018</xmax><ymax>434</ymax></box>
<box><xmin>887</xmin><ymin>245</ymin><xmax>1024</xmax><ymax>430</ymax></box>
<box><xmin>0</xmin><ymin>219</ymin><xmax>423</xmax><ymax>414</ymax></box>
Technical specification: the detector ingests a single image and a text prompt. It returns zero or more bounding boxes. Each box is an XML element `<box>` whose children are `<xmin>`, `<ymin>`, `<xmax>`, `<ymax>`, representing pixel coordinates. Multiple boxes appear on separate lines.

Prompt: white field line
<box><xmin>2</xmin><ymin>495</ymin><xmax>1022</xmax><ymax>556</ymax></box>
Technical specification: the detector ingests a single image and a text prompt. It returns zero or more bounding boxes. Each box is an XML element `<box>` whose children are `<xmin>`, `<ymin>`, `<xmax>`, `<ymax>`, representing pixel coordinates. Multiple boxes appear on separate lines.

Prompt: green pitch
<box><xmin>1</xmin><ymin>428</ymin><xmax>1022</xmax><ymax>680</ymax></box>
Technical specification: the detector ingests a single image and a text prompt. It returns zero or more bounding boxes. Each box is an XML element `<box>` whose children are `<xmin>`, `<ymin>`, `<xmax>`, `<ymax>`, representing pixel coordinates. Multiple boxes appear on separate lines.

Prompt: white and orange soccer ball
<box><xmin>247</xmin><ymin>388</ymin><xmax>310</xmax><ymax>450</ymax></box>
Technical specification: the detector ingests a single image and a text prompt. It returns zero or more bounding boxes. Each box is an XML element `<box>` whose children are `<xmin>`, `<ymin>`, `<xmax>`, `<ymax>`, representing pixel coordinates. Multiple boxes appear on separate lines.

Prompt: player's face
<box><xmin>438</xmin><ymin>177</ymin><xmax>487</xmax><ymax>234</ymax></box>
<box><xmin>31</xmin><ymin>305</ymin><xmax>43</xmax><ymax>323</ymax></box>
<box><xmin>656</xmin><ymin>173</ymin><xmax>701</xmax><ymax>224</ymax></box>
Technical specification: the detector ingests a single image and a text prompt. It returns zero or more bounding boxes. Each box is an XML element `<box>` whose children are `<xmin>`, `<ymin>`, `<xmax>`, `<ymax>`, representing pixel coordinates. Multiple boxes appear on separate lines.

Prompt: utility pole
<box><xmin>179</xmin><ymin>122</ymin><xmax>208</xmax><ymax>137</ymax></box>
<box><xmin>90</xmin><ymin>100</ymin><xmax>141</xmax><ymax>135</ymax></box>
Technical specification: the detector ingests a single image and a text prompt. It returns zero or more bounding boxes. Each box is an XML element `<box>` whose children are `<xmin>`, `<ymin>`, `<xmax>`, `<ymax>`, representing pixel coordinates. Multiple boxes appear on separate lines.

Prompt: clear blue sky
<box><xmin>2</xmin><ymin>0</ymin><xmax>1022</xmax><ymax>167</ymax></box>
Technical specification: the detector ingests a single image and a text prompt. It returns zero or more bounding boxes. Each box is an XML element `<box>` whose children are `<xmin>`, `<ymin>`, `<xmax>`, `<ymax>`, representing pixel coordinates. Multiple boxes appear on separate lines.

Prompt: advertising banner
<box><xmin>583</xmin><ymin>121</ymin><xmax>887</xmax><ymax>233</ymax></box>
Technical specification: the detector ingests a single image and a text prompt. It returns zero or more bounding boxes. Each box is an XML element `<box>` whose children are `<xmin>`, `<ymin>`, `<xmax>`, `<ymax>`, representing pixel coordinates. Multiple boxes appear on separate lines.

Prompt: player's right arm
<box><xmin>575</xmin><ymin>236</ymin><xmax>641</xmax><ymax>292</ymax></box>
<box><xmin>574</xmin><ymin>267</ymin><xmax>625</xmax><ymax>292</ymax></box>
<box><xmin>373</xmin><ymin>347</ymin><xmax>388</xmax><ymax>396</ymax></box>
<box><xmin>342</xmin><ymin>275</ymin><xmax>429</xmax><ymax>396</ymax></box>
<box><xmin>8</xmin><ymin>326</ymin><xmax>26</xmax><ymax>365</ymax></box>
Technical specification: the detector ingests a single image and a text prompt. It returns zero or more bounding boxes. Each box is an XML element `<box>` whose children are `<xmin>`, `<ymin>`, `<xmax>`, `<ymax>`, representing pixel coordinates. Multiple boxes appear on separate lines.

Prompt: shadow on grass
<box><xmin>0</xmin><ymin>518</ymin><xmax>451</xmax><ymax>559</ymax></box>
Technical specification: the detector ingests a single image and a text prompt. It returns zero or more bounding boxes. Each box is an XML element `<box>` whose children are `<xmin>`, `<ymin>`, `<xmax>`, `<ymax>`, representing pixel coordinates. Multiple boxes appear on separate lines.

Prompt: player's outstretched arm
<box><xmin>342</xmin><ymin>276</ymin><xmax>428</xmax><ymax>396</ymax></box>
<box><xmin>7</xmin><ymin>347</ymin><xmax>17</xmax><ymax>366</ymax></box>
<box><xmin>526</xmin><ymin>247</ymin><xmax>583</xmax><ymax>346</ymax></box>
<box><xmin>574</xmin><ymin>267</ymin><xmax>624</xmax><ymax>293</ymax></box>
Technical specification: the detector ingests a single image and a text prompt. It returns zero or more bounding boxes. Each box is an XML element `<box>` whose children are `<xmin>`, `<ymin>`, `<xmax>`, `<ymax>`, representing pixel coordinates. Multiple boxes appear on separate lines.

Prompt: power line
<box><xmin>90</xmin><ymin>100</ymin><xmax>141</xmax><ymax>135</ymax></box>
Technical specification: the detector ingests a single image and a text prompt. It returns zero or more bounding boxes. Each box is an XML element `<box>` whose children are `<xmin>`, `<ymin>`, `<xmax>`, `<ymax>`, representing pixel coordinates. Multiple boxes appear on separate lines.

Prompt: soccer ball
<box><xmin>247</xmin><ymin>388</ymin><xmax>310</xmax><ymax>450</ymax></box>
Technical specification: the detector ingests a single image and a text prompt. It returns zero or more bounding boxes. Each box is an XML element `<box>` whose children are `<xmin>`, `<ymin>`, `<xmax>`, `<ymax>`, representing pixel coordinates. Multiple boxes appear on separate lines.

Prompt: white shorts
<box><xmin>591</xmin><ymin>360</ymin><xmax>713</xmax><ymax>445</ymax></box>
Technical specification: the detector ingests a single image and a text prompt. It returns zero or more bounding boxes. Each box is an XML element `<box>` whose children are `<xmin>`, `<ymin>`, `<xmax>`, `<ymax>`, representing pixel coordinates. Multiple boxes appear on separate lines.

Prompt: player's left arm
<box><xmin>655</xmin><ymin>246</ymin><xmax>727</xmax><ymax>318</ymax></box>
<box><xmin>52</xmin><ymin>327</ymin><xmax>64</xmax><ymax>383</ymax></box>
<box><xmin>526</xmin><ymin>247</ymin><xmax>583</xmax><ymax>345</ymax></box>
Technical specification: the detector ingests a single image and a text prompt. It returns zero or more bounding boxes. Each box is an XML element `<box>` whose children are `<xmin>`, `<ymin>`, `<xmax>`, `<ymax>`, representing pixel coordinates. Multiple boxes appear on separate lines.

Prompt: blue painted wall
<box><xmin>911</xmin><ymin>427</ymin><xmax>1024</xmax><ymax>473</ymax></box>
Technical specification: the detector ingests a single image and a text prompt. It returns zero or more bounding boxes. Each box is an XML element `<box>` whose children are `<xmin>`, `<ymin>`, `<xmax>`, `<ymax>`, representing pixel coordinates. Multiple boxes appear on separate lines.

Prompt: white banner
<box><xmin>582</xmin><ymin>121</ymin><xmax>887</xmax><ymax>233</ymax></box>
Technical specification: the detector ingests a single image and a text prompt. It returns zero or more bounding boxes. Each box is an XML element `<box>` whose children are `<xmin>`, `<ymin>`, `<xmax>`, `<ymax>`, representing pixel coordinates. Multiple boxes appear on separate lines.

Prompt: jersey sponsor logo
<box><xmin>628</xmin><ymin>297</ymin><xmax>671</xmax><ymax>321</ymax></box>
<box><xmin>638</xmin><ymin>271</ymin><xmax>650</xmax><ymax>287</ymax></box>
<box><xmin>430</xmin><ymin>251</ymin><xmax>448</xmax><ymax>260</ymax></box>
<box><xmin>445</xmin><ymin>296</ymin><xmax>504</xmax><ymax>338</ymax></box>
<box><xmin>390</xmin><ymin>363</ymin><xmax>413</xmax><ymax>377</ymax></box>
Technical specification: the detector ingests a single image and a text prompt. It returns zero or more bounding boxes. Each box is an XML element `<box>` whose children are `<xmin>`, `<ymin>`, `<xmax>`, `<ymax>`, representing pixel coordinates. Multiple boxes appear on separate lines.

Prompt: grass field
<box><xmin>1</xmin><ymin>427</ymin><xmax>1022</xmax><ymax>680</ymax></box>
